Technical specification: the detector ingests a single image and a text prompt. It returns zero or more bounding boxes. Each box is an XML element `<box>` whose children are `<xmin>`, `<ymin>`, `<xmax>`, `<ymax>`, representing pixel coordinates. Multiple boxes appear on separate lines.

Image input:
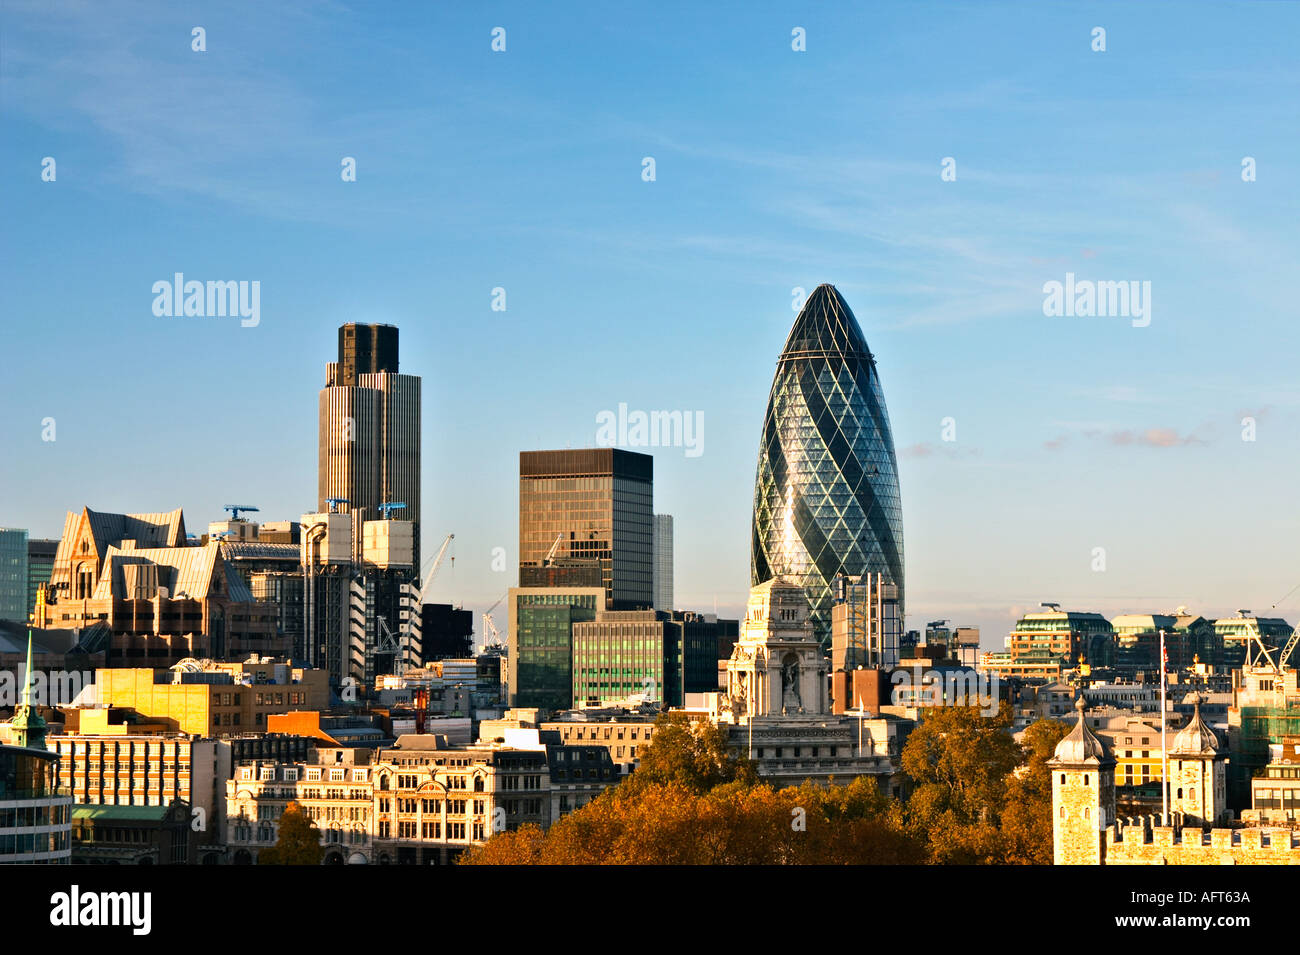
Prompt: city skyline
<box><xmin>4</xmin><ymin>2</ymin><xmax>1300</xmax><ymax>648</ymax></box>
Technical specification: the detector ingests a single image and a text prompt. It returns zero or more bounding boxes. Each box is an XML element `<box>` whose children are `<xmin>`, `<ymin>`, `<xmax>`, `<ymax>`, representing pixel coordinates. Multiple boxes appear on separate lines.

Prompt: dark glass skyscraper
<box><xmin>518</xmin><ymin>449</ymin><xmax>653</xmax><ymax>610</ymax></box>
<box><xmin>751</xmin><ymin>284</ymin><xmax>904</xmax><ymax>647</ymax></box>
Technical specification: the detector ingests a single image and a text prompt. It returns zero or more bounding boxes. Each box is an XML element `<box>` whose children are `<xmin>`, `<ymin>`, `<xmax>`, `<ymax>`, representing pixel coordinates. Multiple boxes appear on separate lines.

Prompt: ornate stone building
<box><xmin>723</xmin><ymin>577</ymin><xmax>827</xmax><ymax>718</ymax></box>
<box><xmin>715</xmin><ymin>578</ymin><xmax>901</xmax><ymax>792</ymax></box>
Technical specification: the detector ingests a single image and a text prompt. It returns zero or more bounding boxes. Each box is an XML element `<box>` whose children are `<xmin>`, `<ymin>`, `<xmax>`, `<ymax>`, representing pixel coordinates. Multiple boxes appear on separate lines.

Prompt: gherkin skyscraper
<box><xmin>751</xmin><ymin>284</ymin><xmax>904</xmax><ymax>647</ymax></box>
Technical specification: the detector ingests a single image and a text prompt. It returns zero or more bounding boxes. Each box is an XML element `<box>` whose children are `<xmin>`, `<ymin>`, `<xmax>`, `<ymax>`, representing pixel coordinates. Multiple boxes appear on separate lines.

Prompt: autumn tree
<box><xmin>258</xmin><ymin>801</ymin><xmax>324</xmax><ymax>865</ymax></box>
<box><xmin>899</xmin><ymin>704</ymin><xmax>1022</xmax><ymax>863</ymax></box>
<box><xmin>1000</xmin><ymin>718</ymin><xmax>1071</xmax><ymax>864</ymax></box>
<box><xmin>461</xmin><ymin>773</ymin><xmax>924</xmax><ymax>865</ymax></box>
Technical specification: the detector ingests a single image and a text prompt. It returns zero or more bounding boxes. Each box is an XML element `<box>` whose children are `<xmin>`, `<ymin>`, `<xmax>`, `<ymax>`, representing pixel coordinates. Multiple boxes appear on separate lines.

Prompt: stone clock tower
<box><xmin>724</xmin><ymin>577</ymin><xmax>827</xmax><ymax>718</ymax></box>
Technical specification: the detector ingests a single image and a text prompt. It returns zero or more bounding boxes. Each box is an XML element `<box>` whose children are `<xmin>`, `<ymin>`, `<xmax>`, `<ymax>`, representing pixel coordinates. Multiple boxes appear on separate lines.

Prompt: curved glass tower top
<box><xmin>751</xmin><ymin>284</ymin><xmax>904</xmax><ymax>646</ymax></box>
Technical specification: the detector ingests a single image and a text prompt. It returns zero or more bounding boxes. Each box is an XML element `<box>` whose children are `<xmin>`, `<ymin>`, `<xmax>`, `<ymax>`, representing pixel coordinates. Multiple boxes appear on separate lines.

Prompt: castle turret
<box><xmin>1048</xmin><ymin>696</ymin><xmax>1115</xmax><ymax>865</ymax></box>
<box><xmin>1168</xmin><ymin>693</ymin><xmax>1228</xmax><ymax>828</ymax></box>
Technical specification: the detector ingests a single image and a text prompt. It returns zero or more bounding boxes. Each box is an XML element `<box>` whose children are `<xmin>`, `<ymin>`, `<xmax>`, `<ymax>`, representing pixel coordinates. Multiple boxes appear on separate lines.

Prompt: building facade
<box><xmin>572</xmin><ymin>610</ymin><xmax>680</xmax><ymax>708</ymax></box>
<box><xmin>652</xmin><ymin>513</ymin><xmax>673</xmax><ymax>611</ymax></box>
<box><xmin>506</xmin><ymin>586</ymin><xmax>604</xmax><ymax>711</ymax></box>
<box><xmin>36</xmin><ymin>506</ymin><xmax>281</xmax><ymax>665</ymax></box>
<box><xmin>997</xmin><ymin>608</ymin><xmax>1115</xmax><ymax>680</ymax></box>
<box><xmin>751</xmin><ymin>284</ymin><xmax>904</xmax><ymax>647</ymax></box>
<box><xmin>518</xmin><ymin>449</ymin><xmax>653</xmax><ymax>611</ymax></box>
<box><xmin>1</xmin><ymin>636</ymin><xmax>73</xmax><ymax>863</ymax></box>
<box><xmin>0</xmin><ymin>528</ymin><xmax>28</xmax><ymax>623</ymax></box>
<box><xmin>830</xmin><ymin>571</ymin><xmax>901</xmax><ymax>671</ymax></box>
<box><xmin>226</xmin><ymin>731</ymin><xmax>615</xmax><ymax>864</ymax></box>
<box><xmin>90</xmin><ymin>660</ymin><xmax>329</xmax><ymax>737</ymax></box>
<box><xmin>318</xmin><ymin>323</ymin><xmax>421</xmax><ymax>560</ymax></box>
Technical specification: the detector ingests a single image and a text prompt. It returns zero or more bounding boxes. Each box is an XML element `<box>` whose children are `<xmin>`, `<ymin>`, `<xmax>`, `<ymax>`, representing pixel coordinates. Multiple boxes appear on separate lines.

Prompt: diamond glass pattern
<box><xmin>751</xmin><ymin>284</ymin><xmax>904</xmax><ymax>646</ymax></box>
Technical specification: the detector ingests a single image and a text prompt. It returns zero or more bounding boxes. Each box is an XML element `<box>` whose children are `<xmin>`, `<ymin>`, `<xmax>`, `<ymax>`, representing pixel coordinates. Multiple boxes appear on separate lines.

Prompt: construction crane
<box><xmin>415</xmin><ymin>533</ymin><xmax>455</xmax><ymax>605</ymax></box>
<box><xmin>543</xmin><ymin>533</ymin><xmax>564</xmax><ymax>566</ymax></box>
<box><xmin>224</xmin><ymin>505</ymin><xmax>260</xmax><ymax>520</ymax></box>
<box><xmin>482</xmin><ymin>591</ymin><xmax>507</xmax><ymax>652</ymax></box>
<box><xmin>379</xmin><ymin>533</ymin><xmax>455</xmax><ymax>673</ymax></box>
<box><xmin>324</xmin><ymin>497</ymin><xmax>349</xmax><ymax>513</ymax></box>
<box><xmin>377</xmin><ymin>501</ymin><xmax>407</xmax><ymax>519</ymax></box>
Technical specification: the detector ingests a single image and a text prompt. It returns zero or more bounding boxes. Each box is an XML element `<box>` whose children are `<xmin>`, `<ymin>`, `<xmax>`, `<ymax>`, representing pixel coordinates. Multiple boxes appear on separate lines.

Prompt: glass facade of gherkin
<box><xmin>751</xmin><ymin>284</ymin><xmax>904</xmax><ymax>647</ymax></box>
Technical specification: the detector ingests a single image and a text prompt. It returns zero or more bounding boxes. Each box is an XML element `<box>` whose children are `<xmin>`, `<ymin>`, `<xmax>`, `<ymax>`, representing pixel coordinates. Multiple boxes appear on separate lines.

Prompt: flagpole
<box><xmin>1160</xmin><ymin>628</ymin><xmax>1168</xmax><ymax>823</ymax></box>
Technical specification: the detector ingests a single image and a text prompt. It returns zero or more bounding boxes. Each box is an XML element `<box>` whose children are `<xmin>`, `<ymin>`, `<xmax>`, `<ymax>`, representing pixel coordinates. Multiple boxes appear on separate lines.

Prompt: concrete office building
<box><xmin>830</xmin><ymin>572</ymin><xmax>901</xmax><ymax>672</ymax></box>
<box><xmin>652</xmin><ymin>514</ymin><xmax>673</xmax><ymax>611</ymax></box>
<box><xmin>317</xmin><ymin>324</ymin><xmax>421</xmax><ymax>687</ymax></box>
<box><xmin>88</xmin><ymin>659</ymin><xmax>329</xmax><ymax>737</ymax></box>
<box><xmin>518</xmin><ymin>449</ymin><xmax>653</xmax><ymax>611</ymax></box>
<box><xmin>301</xmin><ymin>508</ymin><xmax>421</xmax><ymax>688</ymax></box>
<box><xmin>318</xmin><ymin>324</ymin><xmax>421</xmax><ymax>560</ymax></box>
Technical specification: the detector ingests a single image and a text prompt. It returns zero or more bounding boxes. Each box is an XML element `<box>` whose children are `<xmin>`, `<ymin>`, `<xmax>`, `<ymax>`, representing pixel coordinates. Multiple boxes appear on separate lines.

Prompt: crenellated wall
<box><xmin>1101</xmin><ymin>814</ymin><xmax>1300</xmax><ymax>865</ymax></box>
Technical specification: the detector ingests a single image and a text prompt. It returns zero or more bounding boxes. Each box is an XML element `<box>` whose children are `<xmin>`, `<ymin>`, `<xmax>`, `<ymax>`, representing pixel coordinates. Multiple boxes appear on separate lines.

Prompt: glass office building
<box><xmin>0</xmin><ymin>529</ymin><xmax>28</xmax><ymax>624</ymax></box>
<box><xmin>507</xmin><ymin>587</ymin><xmax>604</xmax><ymax>711</ymax></box>
<box><xmin>751</xmin><ymin>285</ymin><xmax>904</xmax><ymax>647</ymax></box>
<box><xmin>0</xmin><ymin>745</ymin><xmax>71</xmax><ymax>863</ymax></box>
<box><xmin>519</xmin><ymin>449</ymin><xmax>653</xmax><ymax>610</ymax></box>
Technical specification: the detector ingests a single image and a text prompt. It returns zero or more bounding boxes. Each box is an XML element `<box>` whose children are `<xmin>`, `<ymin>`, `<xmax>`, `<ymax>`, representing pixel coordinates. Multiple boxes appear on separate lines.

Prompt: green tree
<box><xmin>625</xmin><ymin>712</ymin><xmax>758</xmax><ymax>794</ymax></box>
<box><xmin>258</xmin><ymin>801</ymin><xmax>324</xmax><ymax>865</ymax></box>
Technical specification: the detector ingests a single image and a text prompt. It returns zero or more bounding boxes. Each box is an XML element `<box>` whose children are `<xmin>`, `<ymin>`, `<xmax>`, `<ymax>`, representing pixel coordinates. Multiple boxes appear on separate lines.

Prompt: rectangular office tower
<box><xmin>518</xmin><ymin>449</ymin><xmax>653</xmax><ymax>610</ymax></box>
<box><xmin>652</xmin><ymin>514</ymin><xmax>673</xmax><ymax>611</ymax></box>
<box><xmin>318</xmin><ymin>323</ymin><xmax>421</xmax><ymax>565</ymax></box>
<box><xmin>0</xmin><ymin>529</ymin><xmax>28</xmax><ymax>623</ymax></box>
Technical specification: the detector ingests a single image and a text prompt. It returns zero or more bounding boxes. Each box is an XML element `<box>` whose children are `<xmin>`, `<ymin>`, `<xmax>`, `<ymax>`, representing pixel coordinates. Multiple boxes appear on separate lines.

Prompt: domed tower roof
<box><xmin>1170</xmin><ymin>694</ymin><xmax>1222</xmax><ymax>756</ymax></box>
<box><xmin>1051</xmin><ymin>697</ymin><xmax>1111</xmax><ymax>765</ymax></box>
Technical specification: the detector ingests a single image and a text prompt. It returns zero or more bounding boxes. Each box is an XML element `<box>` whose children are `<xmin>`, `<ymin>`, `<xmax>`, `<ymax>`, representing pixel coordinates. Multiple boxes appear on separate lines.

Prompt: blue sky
<box><xmin>3</xmin><ymin>1</ymin><xmax>1299</xmax><ymax>647</ymax></box>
